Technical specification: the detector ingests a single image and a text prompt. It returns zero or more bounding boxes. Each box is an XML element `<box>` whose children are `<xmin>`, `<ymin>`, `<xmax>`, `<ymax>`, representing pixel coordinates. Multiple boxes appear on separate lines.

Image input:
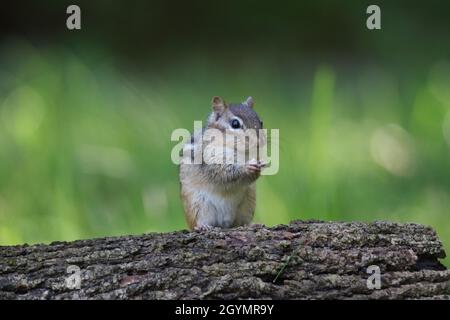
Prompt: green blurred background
<box><xmin>0</xmin><ymin>1</ymin><xmax>449</xmax><ymax>265</ymax></box>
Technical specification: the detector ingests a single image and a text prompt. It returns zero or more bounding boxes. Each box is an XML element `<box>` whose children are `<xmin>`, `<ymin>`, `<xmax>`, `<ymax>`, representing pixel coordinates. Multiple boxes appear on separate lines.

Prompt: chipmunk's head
<box><xmin>206</xmin><ymin>96</ymin><xmax>266</xmax><ymax>156</ymax></box>
<box><xmin>207</xmin><ymin>96</ymin><xmax>263</xmax><ymax>132</ymax></box>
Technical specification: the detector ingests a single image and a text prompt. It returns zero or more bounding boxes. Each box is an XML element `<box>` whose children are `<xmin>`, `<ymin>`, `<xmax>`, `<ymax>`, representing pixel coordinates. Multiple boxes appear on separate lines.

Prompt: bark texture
<box><xmin>0</xmin><ymin>220</ymin><xmax>449</xmax><ymax>300</ymax></box>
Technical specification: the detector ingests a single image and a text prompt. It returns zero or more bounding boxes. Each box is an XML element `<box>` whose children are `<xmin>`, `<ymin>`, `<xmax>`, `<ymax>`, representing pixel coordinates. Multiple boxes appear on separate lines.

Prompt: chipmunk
<box><xmin>180</xmin><ymin>96</ymin><xmax>266</xmax><ymax>231</ymax></box>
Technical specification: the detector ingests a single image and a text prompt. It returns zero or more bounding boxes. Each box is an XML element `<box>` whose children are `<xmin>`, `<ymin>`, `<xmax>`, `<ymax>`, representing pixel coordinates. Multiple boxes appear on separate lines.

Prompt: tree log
<box><xmin>0</xmin><ymin>220</ymin><xmax>449</xmax><ymax>300</ymax></box>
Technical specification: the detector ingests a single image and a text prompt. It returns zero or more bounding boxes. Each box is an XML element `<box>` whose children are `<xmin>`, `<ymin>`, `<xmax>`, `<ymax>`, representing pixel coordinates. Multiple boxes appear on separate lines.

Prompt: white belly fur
<box><xmin>194</xmin><ymin>186</ymin><xmax>246</xmax><ymax>228</ymax></box>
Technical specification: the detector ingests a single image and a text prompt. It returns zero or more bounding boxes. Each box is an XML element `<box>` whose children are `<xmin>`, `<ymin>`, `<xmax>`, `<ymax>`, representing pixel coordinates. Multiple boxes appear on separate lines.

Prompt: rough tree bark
<box><xmin>0</xmin><ymin>220</ymin><xmax>449</xmax><ymax>300</ymax></box>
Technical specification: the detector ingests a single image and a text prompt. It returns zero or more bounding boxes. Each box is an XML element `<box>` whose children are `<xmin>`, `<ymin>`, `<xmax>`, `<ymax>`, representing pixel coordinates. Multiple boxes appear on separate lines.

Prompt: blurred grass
<box><xmin>0</xmin><ymin>41</ymin><xmax>449</xmax><ymax>267</ymax></box>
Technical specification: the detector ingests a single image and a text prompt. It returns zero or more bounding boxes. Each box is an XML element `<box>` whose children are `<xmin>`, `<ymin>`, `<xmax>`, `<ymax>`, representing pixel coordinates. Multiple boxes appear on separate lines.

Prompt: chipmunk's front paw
<box><xmin>245</xmin><ymin>159</ymin><xmax>265</xmax><ymax>177</ymax></box>
<box><xmin>194</xmin><ymin>223</ymin><xmax>214</xmax><ymax>232</ymax></box>
<box><xmin>257</xmin><ymin>160</ymin><xmax>267</xmax><ymax>168</ymax></box>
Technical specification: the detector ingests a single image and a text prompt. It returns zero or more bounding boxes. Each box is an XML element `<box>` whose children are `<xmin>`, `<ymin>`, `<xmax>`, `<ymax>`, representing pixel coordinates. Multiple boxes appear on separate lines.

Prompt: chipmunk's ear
<box><xmin>211</xmin><ymin>96</ymin><xmax>227</xmax><ymax>114</ymax></box>
<box><xmin>244</xmin><ymin>96</ymin><xmax>254</xmax><ymax>108</ymax></box>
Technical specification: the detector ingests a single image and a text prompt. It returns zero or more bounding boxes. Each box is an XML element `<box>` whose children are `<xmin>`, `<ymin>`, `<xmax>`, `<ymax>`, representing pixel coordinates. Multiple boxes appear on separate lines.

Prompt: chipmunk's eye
<box><xmin>231</xmin><ymin>119</ymin><xmax>241</xmax><ymax>129</ymax></box>
<box><xmin>260</xmin><ymin>121</ymin><xmax>263</xmax><ymax>128</ymax></box>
